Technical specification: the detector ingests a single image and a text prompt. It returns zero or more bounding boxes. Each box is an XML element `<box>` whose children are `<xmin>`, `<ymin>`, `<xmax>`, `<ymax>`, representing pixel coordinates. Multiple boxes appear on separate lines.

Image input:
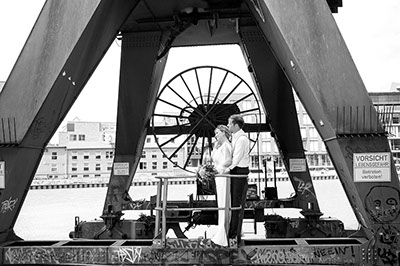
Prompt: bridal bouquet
<box><xmin>196</xmin><ymin>163</ymin><xmax>218</xmax><ymax>196</ymax></box>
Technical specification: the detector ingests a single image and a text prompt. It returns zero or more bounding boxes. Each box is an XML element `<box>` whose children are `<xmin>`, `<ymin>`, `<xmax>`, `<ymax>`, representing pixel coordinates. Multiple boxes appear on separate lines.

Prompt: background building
<box><xmin>34</xmin><ymin>90</ymin><xmax>400</xmax><ymax>183</ymax></box>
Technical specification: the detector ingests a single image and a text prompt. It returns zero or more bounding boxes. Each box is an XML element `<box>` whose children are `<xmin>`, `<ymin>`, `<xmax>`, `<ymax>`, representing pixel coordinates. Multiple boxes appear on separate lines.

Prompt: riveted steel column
<box><xmin>240</xmin><ymin>26</ymin><xmax>321</xmax><ymax>214</ymax></box>
<box><xmin>103</xmin><ymin>31</ymin><xmax>167</xmax><ymax>215</ymax></box>
<box><xmin>0</xmin><ymin>0</ymin><xmax>139</xmax><ymax>244</ymax></box>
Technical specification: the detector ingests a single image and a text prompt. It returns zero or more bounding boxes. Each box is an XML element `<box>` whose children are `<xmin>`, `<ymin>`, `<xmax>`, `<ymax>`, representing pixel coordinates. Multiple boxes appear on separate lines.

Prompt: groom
<box><xmin>224</xmin><ymin>114</ymin><xmax>250</xmax><ymax>241</ymax></box>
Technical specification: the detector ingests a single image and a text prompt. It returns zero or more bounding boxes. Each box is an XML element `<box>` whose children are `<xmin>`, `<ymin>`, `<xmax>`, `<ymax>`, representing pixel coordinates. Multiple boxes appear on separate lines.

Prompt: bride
<box><xmin>210</xmin><ymin>125</ymin><xmax>232</xmax><ymax>246</ymax></box>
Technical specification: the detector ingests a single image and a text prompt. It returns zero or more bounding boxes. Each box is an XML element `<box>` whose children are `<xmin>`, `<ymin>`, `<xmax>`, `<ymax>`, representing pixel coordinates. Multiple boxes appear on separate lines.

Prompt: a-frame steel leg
<box><xmin>245</xmin><ymin>2</ymin><xmax>400</xmax><ymax>255</ymax></box>
<box><xmin>0</xmin><ymin>1</ymin><xmax>139</xmax><ymax>244</ymax></box>
<box><xmin>102</xmin><ymin>32</ymin><xmax>167</xmax><ymax>217</ymax></box>
<box><xmin>240</xmin><ymin>26</ymin><xmax>321</xmax><ymax>215</ymax></box>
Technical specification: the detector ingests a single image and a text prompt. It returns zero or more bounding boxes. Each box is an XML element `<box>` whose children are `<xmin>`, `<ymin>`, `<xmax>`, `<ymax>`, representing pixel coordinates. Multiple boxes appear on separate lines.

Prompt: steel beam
<box><xmin>103</xmin><ymin>31</ymin><xmax>166</xmax><ymax>215</ymax></box>
<box><xmin>245</xmin><ymin>1</ymin><xmax>400</xmax><ymax>254</ymax></box>
<box><xmin>239</xmin><ymin>26</ymin><xmax>321</xmax><ymax>214</ymax></box>
<box><xmin>0</xmin><ymin>0</ymin><xmax>139</xmax><ymax>244</ymax></box>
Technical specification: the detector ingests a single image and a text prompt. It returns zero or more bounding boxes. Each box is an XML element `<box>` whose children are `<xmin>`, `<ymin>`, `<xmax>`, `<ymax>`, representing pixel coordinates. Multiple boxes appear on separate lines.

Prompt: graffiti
<box><xmin>113</xmin><ymin>247</ymin><xmax>142</xmax><ymax>264</ymax></box>
<box><xmin>5</xmin><ymin>247</ymin><xmax>58</xmax><ymax>264</ymax></box>
<box><xmin>139</xmin><ymin>249</ymin><xmax>163</xmax><ymax>264</ymax></box>
<box><xmin>378</xmin><ymin>247</ymin><xmax>398</xmax><ymax>264</ymax></box>
<box><xmin>289</xmin><ymin>220</ymin><xmax>300</xmax><ymax>229</ymax></box>
<box><xmin>164</xmin><ymin>250</ymin><xmax>191</xmax><ymax>263</ymax></box>
<box><xmin>5</xmin><ymin>247</ymin><xmax>107</xmax><ymax>264</ymax></box>
<box><xmin>202</xmin><ymin>248</ymin><xmax>231</xmax><ymax>264</ymax></box>
<box><xmin>242</xmin><ymin>247</ymin><xmax>311</xmax><ymax>264</ymax></box>
<box><xmin>293</xmin><ymin>177</ymin><xmax>316</xmax><ymax>198</ymax></box>
<box><xmin>3</xmin><ymin>245</ymin><xmax>360</xmax><ymax>265</ymax></box>
<box><xmin>32</xmin><ymin>117</ymin><xmax>48</xmax><ymax>140</ymax></box>
<box><xmin>166</xmin><ymin>238</ymin><xmax>228</xmax><ymax>249</ymax></box>
<box><xmin>313</xmin><ymin>246</ymin><xmax>350</xmax><ymax>258</ymax></box>
<box><xmin>344</xmin><ymin>145</ymin><xmax>364</xmax><ymax>161</ymax></box>
<box><xmin>239</xmin><ymin>246</ymin><xmax>355</xmax><ymax>265</ymax></box>
<box><xmin>167</xmin><ymin>238</ymin><xmax>204</xmax><ymax>249</ymax></box>
<box><xmin>365</xmin><ymin>186</ymin><xmax>400</xmax><ymax>223</ymax></box>
<box><xmin>138</xmin><ymin>248</ymin><xmax>231</xmax><ymax>264</ymax></box>
<box><xmin>376</xmin><ymin>225</ymin><xmax>400</xmax><ymax>245</ymax></box>
<box><xmin>1</xmin><ymin>196</ymin><xmax>18</xmax><ymax>213</ymax></box>
<box><xmin>129</xmin><ymin>198</ymin><xmax>147</xmax><ymax>210</ymax></box>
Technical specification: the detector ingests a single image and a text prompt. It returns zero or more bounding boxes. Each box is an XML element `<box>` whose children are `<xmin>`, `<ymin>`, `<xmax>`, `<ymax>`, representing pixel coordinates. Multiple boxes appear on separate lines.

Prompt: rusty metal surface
<box><xmin>0</xmin><ymin>0</ymin><xmax>140</xmax><ymax>243</ymax></box>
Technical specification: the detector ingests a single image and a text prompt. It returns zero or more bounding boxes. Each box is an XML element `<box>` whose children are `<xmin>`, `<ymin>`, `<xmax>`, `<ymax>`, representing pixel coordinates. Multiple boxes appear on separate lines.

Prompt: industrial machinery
<box><xmin>1</xmin><ymin>0</ymin><xmax>399</xmax><ymax>265</ymax></box>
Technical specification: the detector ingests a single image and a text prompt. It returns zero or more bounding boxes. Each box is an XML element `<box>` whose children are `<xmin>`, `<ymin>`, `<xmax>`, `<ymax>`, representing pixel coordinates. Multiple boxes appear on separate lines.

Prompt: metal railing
<box><xmin>154</xmin><ymin>174</ymin><xmax>248</xmax><ymax>247</ymax></box>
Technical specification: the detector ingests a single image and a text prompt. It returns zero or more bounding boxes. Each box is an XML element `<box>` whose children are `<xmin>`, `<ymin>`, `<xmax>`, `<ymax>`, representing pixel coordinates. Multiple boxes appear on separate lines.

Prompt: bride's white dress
<box><xmin>211</xmin><ymin>141</ymin><xmax>232</xmax><ymax>246</ymax></box>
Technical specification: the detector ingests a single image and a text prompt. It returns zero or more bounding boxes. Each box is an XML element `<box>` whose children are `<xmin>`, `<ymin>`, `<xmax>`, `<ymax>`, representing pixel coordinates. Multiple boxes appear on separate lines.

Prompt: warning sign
<box><xmin>289</xmin><ymin>158</ymin><xmax>306</xmax><ymax>172</ymax></box>
<box><xmin>113</xmin><ymin>162</ymin><xmax>129</xmax><ymax>176</ymax></box>
<box><xmin>353</xmin><ymin>152</ymin><xmax>391</xmax><ymax>182</ymax></box>
<box><xmin>0</xmin><ymin>161</ymin><xmax>5</xmax><ymax>189</ymax></box>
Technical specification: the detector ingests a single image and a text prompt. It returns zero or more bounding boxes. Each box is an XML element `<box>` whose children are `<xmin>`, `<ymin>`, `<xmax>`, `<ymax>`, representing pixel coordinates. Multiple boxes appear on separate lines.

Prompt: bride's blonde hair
<box><xmin>216</xmin><ymin>125</ymin><xmax>231</xmax><ymax>140</ymax></box>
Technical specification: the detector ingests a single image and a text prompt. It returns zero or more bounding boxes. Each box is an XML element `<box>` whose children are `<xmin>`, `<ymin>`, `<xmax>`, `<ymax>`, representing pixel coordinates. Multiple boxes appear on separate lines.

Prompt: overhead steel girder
<box><xmin>0</xmin><ymin>0</ymin><xmax>140</xmax><ymax>244</ymax></box>
<box><xmin>239</xmin><ymin>26</ymin><xmax>321</xmax><ymax>214</ymax></box>
<box><xmin>245</xmin><ymin>0</ymin><xmax>400</xmax><ymax>241</ymax></box>
<box><xmin>103</xmin><ymin>31</ymin><xmax>166</xmax><ymax>216</ymax></box>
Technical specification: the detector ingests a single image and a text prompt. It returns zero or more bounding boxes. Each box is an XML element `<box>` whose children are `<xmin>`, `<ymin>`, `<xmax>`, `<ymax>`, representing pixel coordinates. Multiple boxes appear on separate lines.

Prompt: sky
<box><xmin>0</xmin><ymin>1</ymin><xmax>399</xmax><ymax>131</ymax></box>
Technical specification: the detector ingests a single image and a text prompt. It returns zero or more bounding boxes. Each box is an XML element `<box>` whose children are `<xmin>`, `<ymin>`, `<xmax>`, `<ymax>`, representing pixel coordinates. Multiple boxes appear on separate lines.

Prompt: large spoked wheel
<box><xmin>150</xmin><ymin>66</ymin><xmax>263</xmax><ymax>173</ymax></box>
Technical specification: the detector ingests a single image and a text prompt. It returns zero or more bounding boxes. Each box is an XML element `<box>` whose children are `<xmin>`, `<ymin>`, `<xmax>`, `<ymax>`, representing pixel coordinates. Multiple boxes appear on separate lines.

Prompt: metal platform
<box><xmin>1</xmin><ymin>237</ymin><xmax>369</xmax><ymax>265</ymax></box>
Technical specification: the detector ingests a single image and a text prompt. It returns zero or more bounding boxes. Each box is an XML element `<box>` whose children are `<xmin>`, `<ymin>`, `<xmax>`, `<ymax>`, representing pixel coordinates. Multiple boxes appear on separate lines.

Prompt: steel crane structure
<box><xmin>1</xmin><ymin>1</ymin><xmax>399</xmax><ymax>265</ymax></box>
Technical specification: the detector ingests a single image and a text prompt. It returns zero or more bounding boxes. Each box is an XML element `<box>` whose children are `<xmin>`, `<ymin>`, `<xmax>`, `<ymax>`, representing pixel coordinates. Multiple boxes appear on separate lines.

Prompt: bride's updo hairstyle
<box><xmin>216</xmin><ymin>125</ymin><xmax>231</xmax><ymax>140</ymax></box>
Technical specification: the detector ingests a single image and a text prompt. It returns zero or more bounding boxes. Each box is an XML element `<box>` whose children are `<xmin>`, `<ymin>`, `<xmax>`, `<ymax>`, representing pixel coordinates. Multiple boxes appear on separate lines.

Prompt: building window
<box><xmin>95</xmin><ymin>152</ymin><xmax>101</xmax><ymax>159</ymax></box>
<box><xmin>310</xmin><ymin>140</ymin><xmax>319</xmax><ymax>152</ymax></box>
<box><xmin>146</xmin><ymin>137</ymin><xmax>151</xmax><ymax>143</ymax></box>
<box><xmin>70</xmin><ymin>134</ymin><xmax>77</xmax><ymax>141</ymax></box>
<box><xmin>300</xmin><ymin>128</ymin><xmax>306</xmax><ymax>139</ymax></box>
<box><xmin>307</xmin><ymin>154</ymin><xmax>318</xmax><ymax>167</ymax></box>
<box><xmin>303</xmin><ymin>115</ymin><xmax>312</xmax><ymax>125</ymax></box>
<box><xmin>79</xmin><ymin>134</ymin><xmax>85</xmax><ymax>141</ymax></box>
<box><xmin>163</xmin><ymin>162</ymin><xmax>168</xmax><ymax>169</ymax></box>
<box><xmin>251</xmin><ymin>156</ymin><xmax>258</xmax><ymax>168</ymax></box>
<box><xmin>71</xmin><ymin>163</ymin><xmax>77</xmax><ymax>172</ymax></box>
<box><xmin>265</xmin><ymin>141</ymin><xmax>271</xmax><ymax>153</ymax></box>
<box><xmin>95</xmin><ymin>164</ymin><xmax>101</xmax><ymax>171</ymax></box>
<box><xmin>67</xmin><ymin>123</ymin><xmax>75</xmax><ymax>132</ymax></box>
<box><xmin>140</xmin><ymin>162</ymin><xmax>147</xmax><ymax>170</ymax></box>
<box><xmin>51</xmin><ymin>164</ymin><xmax>57</xmax><ymax>172</ymax></box>
<box><xmin>393</xmin><ymin>114</ymin><xmax>400</xmax><ymax>124</ymax></box>
<box><xmin>106</xmin><ymin>151</ymin><xmax>114</xmax><ymax>159</ymax></box>
<box><xmin>107</xmin><ymin>163</ymin><xmax>112</xmax><ymax>171</ymax></box>
<box><xmin>309</xmin><ymin>128</ymin><xmax>318</xmax><ymax>138</ymax></box>
<box><xmin>84</xmin><ymin>152</ymin><xmax>89</xmax><ymax>160</ymax></box>
<box><xmin>321</xmin><ymin>143</ymin><xmax>327</xmax><ymax>152</ymax></box>
<box><xmin>84</xmin><ymin>163</ymin><xmax>89</xmax><ymax>171</ymax></box>
<box><xmin>71</xmin><ymin>175</ymin><xmax>77</xmax><ymax>178</ymax></box>
<box><xmin>152</xmin><ymin>154</ymin><xmax>157</xmax><ymax>159</ymax></box>
<box><xmin>83</xmin><ymin>174</ymin><xmax>89</xmax><ymax>178</ymax></box>
<box><xmin>152</xmin><ymin>162</ymin><xmax>157</xmax><ymax>170</ymax></box>
<box><xmin>51</xmin><ymin>152</ymin><xmax>57</xmax><ymax>160</ymax></box>
<box><xmin>71</xmin><ymin>152</ymin><xmax>77</xmax><ymax>160</ymax></box>
<box><xmin>141</xmin><ymin>151</ymin><xmax>146</xmax><ymax>158</ymax></box>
